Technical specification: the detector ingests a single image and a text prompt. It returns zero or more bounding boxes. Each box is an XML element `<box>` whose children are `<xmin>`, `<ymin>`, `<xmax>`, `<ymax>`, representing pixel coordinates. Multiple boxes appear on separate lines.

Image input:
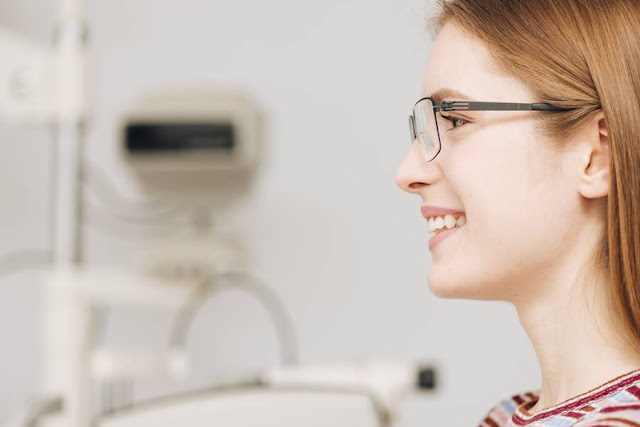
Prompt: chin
<box><xmin>428</xmin><ymin>280</ymin><xmax>466</xmax><ymax>299</ymax></box>
<box><xmin>427</xmin><ymin>276</ymin><xmax>492</xmax><ymax>300</ymax></box>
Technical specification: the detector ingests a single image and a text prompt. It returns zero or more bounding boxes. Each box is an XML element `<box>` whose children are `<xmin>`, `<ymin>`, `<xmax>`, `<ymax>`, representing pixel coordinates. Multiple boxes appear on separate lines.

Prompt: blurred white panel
<box><xmin>99</xmin><ymin>388</ymin><xmax>381</xmax><ymax>427</ymax></box>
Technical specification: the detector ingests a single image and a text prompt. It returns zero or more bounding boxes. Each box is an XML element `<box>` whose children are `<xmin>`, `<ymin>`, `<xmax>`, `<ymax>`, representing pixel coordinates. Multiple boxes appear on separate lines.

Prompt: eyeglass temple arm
<box><xmin>436</xmin><ymin>101</ymin><xmax>575</xmax><ymax>112</ymax></box>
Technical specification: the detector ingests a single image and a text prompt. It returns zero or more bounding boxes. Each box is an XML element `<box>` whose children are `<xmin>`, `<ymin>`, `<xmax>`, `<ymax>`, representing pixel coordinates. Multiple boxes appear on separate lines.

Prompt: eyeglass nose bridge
<box><xmin>408</xmin><ymin>115</ymin><xmax>416</xmax><ymax>142</ymax></box>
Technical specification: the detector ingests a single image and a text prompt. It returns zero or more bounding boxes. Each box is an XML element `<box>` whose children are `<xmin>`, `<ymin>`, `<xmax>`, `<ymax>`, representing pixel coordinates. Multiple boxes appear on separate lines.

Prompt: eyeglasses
<box><xmin>408</xmin><ymin>97</ymin><xmax>577</xmax><ymax>162</ymax></box>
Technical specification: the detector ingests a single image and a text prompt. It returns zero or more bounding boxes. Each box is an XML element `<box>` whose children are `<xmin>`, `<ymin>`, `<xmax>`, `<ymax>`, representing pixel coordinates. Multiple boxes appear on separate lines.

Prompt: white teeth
<box><xmin>428</xmin><ymin>214</ymin><xmax>466</xmax><ymax>233</ymax></box>
<box><xmin>444</xmin><ymin>214</ymin><xmax>456</xmax><ymax>229</ymax></box>
<box><xmin>434</xmin><ymin>216</ymin><xmax>444</xmax><ymax>229</ymax></box>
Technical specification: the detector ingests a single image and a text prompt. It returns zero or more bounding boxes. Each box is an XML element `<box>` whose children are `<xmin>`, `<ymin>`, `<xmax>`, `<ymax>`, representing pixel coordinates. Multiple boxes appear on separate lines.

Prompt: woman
<box><xmin>395</xmin><ymin>0</ymin><xmax>640</xmax><ymax>425</ymax></box>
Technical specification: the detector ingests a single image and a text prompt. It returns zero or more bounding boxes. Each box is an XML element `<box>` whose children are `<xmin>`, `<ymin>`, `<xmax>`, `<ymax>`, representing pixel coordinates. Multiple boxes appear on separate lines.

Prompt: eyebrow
<box><xmin>429</xmin><ymin>88</ymin><xmax>476</xmax><ymax>102</ymax></box>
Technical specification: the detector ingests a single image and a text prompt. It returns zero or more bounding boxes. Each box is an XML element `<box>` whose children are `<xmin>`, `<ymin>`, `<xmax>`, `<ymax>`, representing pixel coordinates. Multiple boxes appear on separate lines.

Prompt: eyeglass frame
<box><xmin>408</xmin><ymin>98</ymin><xmax>578</xmax><ymax>162</ymax></box>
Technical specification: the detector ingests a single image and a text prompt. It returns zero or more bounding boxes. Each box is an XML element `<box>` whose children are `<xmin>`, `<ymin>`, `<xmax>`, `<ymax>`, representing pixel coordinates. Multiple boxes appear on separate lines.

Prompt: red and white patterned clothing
<box><xmin>479</xmin><ymin>368</ymin><xmax>640</xmax><ymax>426</ymax></box>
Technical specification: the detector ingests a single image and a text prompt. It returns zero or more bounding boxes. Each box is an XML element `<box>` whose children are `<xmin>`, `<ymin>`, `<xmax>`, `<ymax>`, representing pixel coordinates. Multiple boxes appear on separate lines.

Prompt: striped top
<box><xmin>479</xmin><ymin>369</ymin><xmax>640</xmax><ymax>426</ymax></box>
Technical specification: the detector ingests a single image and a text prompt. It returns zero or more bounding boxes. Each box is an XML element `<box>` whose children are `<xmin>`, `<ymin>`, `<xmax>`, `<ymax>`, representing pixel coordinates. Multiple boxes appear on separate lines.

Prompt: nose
<box><xmin>395</xmin><ymin>141</ymin><xmax>440</xmax><ymax>195</ymax></box>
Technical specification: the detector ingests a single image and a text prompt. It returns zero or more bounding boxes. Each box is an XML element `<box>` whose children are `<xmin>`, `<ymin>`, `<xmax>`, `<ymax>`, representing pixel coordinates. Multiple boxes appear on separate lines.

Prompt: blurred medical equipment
<box><xmin>31</xmin><ymin>267</ymin><xmax>437</xmax><ymax>427</ymax></box>
<box><xmin>122</xmin><ymin>90</ymin><xmax>259</xmax><ymax>173</ymax></box>
<box><xmin>119</xmin><ymin>89</ymin><xmax>261</xmax><ymax>205</ymax></box>
<box><xmin>0</xmin><ymin>0</ymin><xmax>438</xmax><ymax>426</ymax></box>
<box><xmin>98</xmin><ymin>361</ymin><xmax>436</xmax><ymax>427</ymax></box>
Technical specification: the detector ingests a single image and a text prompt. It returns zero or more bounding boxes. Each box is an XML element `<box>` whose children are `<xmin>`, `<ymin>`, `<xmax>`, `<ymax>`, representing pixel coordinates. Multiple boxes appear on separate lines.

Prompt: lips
<box><xmin>421</xmin><ymin>205</ymin><xmax>465</xmax><ymax>220</ymax></box>
<box><xmin>429</xmin><ymin>225</ymin><xmax>462</xmax><ymax>251</ymax></box>
<box><xmin>434</xmin><ymin>226</ymin><xmax>459</xmax><ymax>235</ymax></box>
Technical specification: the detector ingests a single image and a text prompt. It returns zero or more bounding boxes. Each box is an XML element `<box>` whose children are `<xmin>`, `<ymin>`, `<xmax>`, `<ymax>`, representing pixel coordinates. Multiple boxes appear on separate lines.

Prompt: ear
<box><xmin>577</xmin><ymin>111</ymin><xmax>609</xmax><ymax>199</ymax></box>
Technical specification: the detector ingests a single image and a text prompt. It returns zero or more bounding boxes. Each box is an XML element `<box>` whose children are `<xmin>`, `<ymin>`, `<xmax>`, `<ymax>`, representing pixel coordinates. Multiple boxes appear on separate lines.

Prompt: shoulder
<box><xmin>478</xmin><ymin>391</ymin><xmax>539</xmax><ymax>427</ymax></box>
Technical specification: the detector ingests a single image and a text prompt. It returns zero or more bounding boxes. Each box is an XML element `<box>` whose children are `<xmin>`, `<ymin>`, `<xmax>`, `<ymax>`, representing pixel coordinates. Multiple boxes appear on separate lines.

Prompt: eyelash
<box><xmin>439</xmin><ymin>113</ymin><xmax>469</xmax><ymax>130</ymax></box>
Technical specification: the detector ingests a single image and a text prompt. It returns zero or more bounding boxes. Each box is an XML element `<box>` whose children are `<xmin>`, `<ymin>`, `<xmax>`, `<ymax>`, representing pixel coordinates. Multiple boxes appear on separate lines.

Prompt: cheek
<box><xmin>468</xmin><ymin>154</ymin><xmax>540</xmax><ymax>267</ymax></box>
<box><xmin>453</xmin><ymin>129</ymin><xmax>536</xmax><ymax>230</ymax></box>
<box><xmin>431</xmin><ymin>128</ymin><xmax>569</xmax><ymax>299</ymax></box>
<box><xmin>475</xmin><ymin>132</ymin><xmax>563</xmax><ymax>248</ymax></box>
<box><xmin>460</xmin><ymin>122</ymin><xmax>558</xmax><ymax>231</ymax></box>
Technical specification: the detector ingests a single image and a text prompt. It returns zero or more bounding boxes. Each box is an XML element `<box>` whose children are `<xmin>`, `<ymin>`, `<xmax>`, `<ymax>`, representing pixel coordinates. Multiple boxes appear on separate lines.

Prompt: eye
<box><xmin>439</xmin><ymin>113</ymin><xmax>469</xmax><ymax>130</ymax></box>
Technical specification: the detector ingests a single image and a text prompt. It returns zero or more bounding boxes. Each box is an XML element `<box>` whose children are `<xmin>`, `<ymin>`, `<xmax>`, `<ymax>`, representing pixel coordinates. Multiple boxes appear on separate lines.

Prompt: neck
<box><xmin>514</xmin><ymin>261</ymin><xmax>640</xmax><ymax>414</ymax></box>
<box><xmin>512</xmin><ymin>218</ymin><xmax>640</xmax><ymax>414</ymax></box>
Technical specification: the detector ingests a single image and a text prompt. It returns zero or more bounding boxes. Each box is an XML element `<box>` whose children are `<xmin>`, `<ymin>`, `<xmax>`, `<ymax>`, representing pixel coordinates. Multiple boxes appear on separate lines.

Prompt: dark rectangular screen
<box><xmin>126</xmin><ymin>123</ymin><xmax>234</xmax><ymax>153</ymax></box>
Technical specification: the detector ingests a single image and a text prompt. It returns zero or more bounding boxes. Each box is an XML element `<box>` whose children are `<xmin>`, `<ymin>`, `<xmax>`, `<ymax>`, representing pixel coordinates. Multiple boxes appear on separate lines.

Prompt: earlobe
<box><xmin>577</xmin><ymin>113</ymin><xmax>610</xmax><ymax>199</ymax></box>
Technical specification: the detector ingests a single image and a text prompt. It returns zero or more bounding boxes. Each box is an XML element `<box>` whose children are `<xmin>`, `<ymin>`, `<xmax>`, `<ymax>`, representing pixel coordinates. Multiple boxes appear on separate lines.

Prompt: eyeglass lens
<box><xmin>412</xmin><ymin>98</ymin><xmax>440</xmax><ymax>162</ymax></box>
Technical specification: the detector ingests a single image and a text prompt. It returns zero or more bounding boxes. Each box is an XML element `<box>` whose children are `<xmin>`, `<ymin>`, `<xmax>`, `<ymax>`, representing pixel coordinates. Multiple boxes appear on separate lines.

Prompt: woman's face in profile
<box><xmin>396</xmin><ymin>22</ymin><xmax>580</xmax><ymax>303</ymax></box>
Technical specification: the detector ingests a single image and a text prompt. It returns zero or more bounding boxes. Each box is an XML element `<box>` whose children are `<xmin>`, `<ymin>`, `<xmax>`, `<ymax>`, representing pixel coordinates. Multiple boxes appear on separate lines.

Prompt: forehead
<box><xmin>421</xmin><ymin>22</ymin><xmax>533</xmax><ymax>102</ymax></box>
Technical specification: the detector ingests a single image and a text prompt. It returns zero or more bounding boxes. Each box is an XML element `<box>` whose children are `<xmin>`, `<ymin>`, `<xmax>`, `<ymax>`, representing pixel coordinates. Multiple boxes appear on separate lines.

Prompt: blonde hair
<box><xmin>429</xmin><ymin>0</ymin><xmax>640</xmax><ymax>351</ymax></box>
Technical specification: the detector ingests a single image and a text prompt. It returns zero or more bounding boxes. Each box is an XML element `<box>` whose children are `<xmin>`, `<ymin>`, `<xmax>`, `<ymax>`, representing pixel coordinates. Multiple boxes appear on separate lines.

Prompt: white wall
<box><xmin>0</xmin><ymin>0</ymin><xmax>540</xmax><ymax>425</ymax></box>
